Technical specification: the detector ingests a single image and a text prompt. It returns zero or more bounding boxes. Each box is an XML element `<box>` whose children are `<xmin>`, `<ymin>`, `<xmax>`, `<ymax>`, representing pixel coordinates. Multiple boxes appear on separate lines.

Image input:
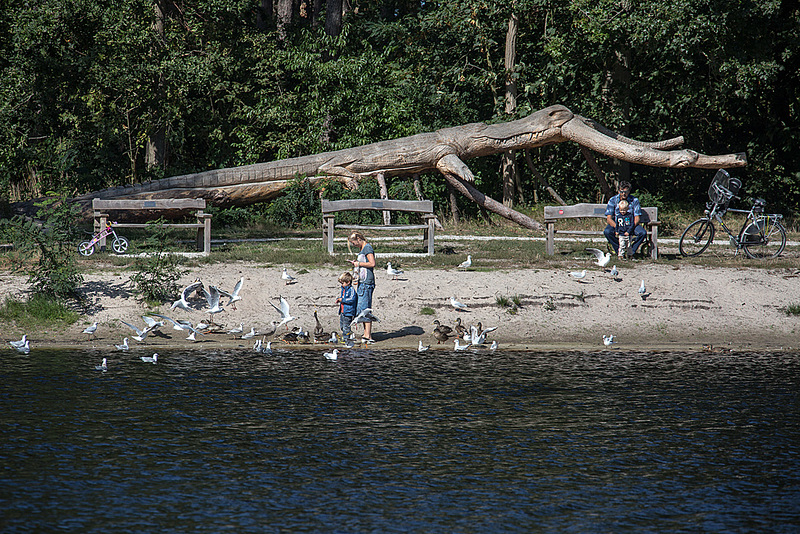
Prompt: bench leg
<box><xmin>98</xmin><ymin>215</ymin><xmax>108</xmax><ymax>251</ymax></box>
<box><xmin>546</xmin><ymin>222</ymin><xmax>554</xmax><ymax>255</ymax></box>
<box><xmin>323</xmin><ymin>216</ymin><xmax>335</xmax><ymax>255</ymax></box>
<box><xmin>424</xmin><ymin>217</ymin><xmax>435</xmax><ymax>256</ymax></box>
<box><xmin>650</xmin><ymin>226</ymin><xmax>658</xmax><ymax>260</ymax></box>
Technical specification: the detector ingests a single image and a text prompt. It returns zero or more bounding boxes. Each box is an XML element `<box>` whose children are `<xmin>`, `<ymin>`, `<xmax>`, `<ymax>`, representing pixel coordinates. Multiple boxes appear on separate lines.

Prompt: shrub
<box><xmin>129</xmin><ymin>220</ymin><xmax>188</xmax><ymax>304</ymax></box>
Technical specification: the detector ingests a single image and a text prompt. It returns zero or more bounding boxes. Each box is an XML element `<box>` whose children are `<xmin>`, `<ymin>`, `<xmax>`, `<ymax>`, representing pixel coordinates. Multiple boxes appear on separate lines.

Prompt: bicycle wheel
<box><xmin>741</xmin><ymin>218</ymin><xmax>786</xmax><ymax>259</ymax></box>
<box><xmin>78</xmin><ymin>241</ymin><xmax>95</xmax><ymax>256</ymax></box>
<box><xmin>679</xmin><ymin>219</ymin><xmax>715</xmax><ymax>257</ymax></box>
<box><xmin>112</xmin><ymin>236</ymin><xmax>129</xmax><ymax>254</ymax></box>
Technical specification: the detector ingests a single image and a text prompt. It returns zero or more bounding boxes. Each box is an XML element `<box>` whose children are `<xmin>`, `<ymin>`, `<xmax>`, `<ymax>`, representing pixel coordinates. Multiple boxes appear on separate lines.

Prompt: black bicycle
<box><xmin>679</xmin><ymin>169</ymin><xmax>786</xmax><ymax>259</ymax></box>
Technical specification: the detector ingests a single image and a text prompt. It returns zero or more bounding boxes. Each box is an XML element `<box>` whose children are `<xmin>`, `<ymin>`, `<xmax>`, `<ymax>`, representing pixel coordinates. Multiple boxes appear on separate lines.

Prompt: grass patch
<box><xmin>784</xmin><ymin>303</ymin><xmax>800</xmax><ymax>316</ymax></box>
<box><xmin>420</xmin><ymin>307</ymin><xmax>435</xmax><ymax>315</ymax></box>
<box><xmin>0</xmin><ymin>295</ymin><xmax>80</xmax><ymax>330</ymax></box>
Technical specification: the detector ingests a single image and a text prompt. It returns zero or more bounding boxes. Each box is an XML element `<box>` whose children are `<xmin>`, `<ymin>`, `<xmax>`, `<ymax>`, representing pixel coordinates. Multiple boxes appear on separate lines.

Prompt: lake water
<box><xmin>1</xmin><ymin>347</ymin><xmax>798</xmax><ymax>533</ymax></box>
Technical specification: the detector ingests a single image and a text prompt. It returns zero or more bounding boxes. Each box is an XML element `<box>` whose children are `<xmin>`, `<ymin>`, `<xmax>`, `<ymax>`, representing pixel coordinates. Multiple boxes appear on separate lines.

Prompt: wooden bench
<box><xmin>321</xmin><ymin>199</ymin><xmax>436</xmax><ymax>255</ymax></box>
<box><xmin>544</xmin><ymin>203</ymin><xmax>659</xmax><ymax>259</ymax></box>
<box><xmin>92</xmin><ymin>198</ymin><xmax>212</xmax><ymax>254</ymax></box>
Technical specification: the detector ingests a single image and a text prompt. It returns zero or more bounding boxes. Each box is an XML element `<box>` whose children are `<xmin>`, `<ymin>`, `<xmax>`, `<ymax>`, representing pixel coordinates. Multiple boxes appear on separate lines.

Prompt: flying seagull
<box><xmin>202</xmin><ymin>285</ymin><xmax>226</xmax><ymax>324</ymax></box>
<box><xmin>171</xmin><ymin>280</ymin><xmax>203</xmax><ymax>311</ymax></box>
<box><xmin>350</xmin><ymin>308</ymin><xmax>379</xmax><ymax>328</ymax></box>
<box><xmin>586</xmin><ymin>248</ymin><xmax>611</xmax><ymax>267</ymax></box>
<box><xmin>120</xmin><ymin>320</ymin><xmax>156</xmax><ymax>343</ymax></box>
<box><xmin>218</xmin><ymin>278</ymin><xmax>244</xmax><ymax>310</ymax></box>
<box><xmin>270</xmin><ymin>296</ymin><xmax>296</xmax><ymax>331</ymax></box>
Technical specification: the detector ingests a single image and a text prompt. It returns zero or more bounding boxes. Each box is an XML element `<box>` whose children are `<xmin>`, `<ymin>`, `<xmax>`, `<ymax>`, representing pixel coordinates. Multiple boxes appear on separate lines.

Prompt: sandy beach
<box><xmin>2</xmin><ymin>258</ymin><xmax>799</xmax><ymax>352</ymax></box>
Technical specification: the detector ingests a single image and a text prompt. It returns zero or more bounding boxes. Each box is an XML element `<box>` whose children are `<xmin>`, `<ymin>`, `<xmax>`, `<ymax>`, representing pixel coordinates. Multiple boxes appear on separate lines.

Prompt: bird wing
<box><xmin>182</xmin><ymin>281</ymin><xmax>203</xmax><ymax>301</ymax></box>
<box><xmin>207</xmin><ymin>286</ymin><xmax>221</xmax><ymax>308</ymax></box>
<box><xmin>230</xmin><ymin>278</ymin><xmax>243</xmax><ymax>297</ymax></box>
<box><xmin>120</xmin><ymin>320</ymin><xmax>144</xmax><ymax>336</ymax></box>
<box><xmin>278</xmin><ymin>296</ymin><xmax>291</xmax><ymax>318</ymax></box>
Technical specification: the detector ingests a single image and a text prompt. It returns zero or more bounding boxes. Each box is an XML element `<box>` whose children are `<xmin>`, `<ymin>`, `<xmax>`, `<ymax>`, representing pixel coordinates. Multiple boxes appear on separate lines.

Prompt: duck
<box><xmin>433</xmin><ymin>320</ymin><xmax>453</xmax><ymax>336</ymax></box>
<box><xmin>433</xmin><ymin>328</ymin><xmax>451</xmax><ymax>344</ymax></box>
<box><xmin>454</xmin><ymin>317</ymin><xmax>467</xmax><ymax>337</ymax></box>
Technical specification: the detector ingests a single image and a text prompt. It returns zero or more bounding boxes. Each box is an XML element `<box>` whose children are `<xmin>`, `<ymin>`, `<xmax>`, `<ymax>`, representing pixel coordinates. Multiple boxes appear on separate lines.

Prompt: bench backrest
<box><xmin>321</xmin><ymin>199</ymin><xmax>433</xmax><ymax>214</ymax></box>
<box><xmin>544</xmin><ymin>203</ymin><xmax>658</xmax><ymax>224</ymax></box>
<box><xmin>92</xmin><ymin>198</ymin><xmax>206</xmax><ymax>212</ymax></box>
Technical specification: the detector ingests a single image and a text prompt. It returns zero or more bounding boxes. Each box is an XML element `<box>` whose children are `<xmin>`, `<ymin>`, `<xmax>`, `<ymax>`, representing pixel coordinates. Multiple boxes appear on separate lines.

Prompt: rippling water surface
<box><xmin>1</xmin><ymin>347</ymin><xmax>799</xmax><ymax>532</ymax></box>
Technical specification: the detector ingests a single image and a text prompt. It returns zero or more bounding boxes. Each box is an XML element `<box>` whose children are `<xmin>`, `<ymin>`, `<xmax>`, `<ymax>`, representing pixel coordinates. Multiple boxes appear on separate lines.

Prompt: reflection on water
<box><xmin>1</xmin><ymin>348</ymin><xmax>798</xmax><ymax>532</ymax></box>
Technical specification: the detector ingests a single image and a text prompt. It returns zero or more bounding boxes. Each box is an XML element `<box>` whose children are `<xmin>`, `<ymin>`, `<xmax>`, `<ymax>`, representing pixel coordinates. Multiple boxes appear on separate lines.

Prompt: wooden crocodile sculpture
<box><xmin>64</xmin><ymin>104</ymin><xmax>745</xmax><ymax>230</ymax></box>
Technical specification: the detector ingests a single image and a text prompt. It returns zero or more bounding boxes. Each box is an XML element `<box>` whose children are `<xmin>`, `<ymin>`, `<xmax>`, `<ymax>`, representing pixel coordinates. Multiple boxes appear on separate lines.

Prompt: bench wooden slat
<box><xmin>322</xmin><ymin>199</ymin><xmax>433</xmax><ymax>213</ymax></box>
<box><xmin>336</xmin><ymin>224</ymin><xmax>429</xmax><ymax>231</ymax></box>
<box><xmin>92</xmin><ymin>198</ymin><xmax>206</xmax><ymax>210</ymax></box>
<box><xmin>111</xmin><ymin>223</ymin><xmax>205</xmax><ymax>229</ymax></box>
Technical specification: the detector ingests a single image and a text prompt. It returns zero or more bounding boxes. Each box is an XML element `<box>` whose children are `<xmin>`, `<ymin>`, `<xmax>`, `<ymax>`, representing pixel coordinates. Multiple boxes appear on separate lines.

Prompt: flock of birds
<box><xmin>7</xmin><ymin>248</ymin><xmax>642</xmax><ymax>360</ymax></box>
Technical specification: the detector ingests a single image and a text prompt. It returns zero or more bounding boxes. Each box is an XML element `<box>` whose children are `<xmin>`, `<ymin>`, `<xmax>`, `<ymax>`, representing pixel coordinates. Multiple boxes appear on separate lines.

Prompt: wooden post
<box><xmin>376</xmin><ymin>172</ymin><xmax>390</xmax><ymax>225</ymax></box>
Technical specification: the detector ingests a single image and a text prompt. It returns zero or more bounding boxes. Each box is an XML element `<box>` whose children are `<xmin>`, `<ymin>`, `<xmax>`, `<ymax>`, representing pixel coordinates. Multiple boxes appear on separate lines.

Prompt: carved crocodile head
<box><xmin>465</xmin><ymin>104</ymin><xmax>575</xmax><ymax>157</ymax></box>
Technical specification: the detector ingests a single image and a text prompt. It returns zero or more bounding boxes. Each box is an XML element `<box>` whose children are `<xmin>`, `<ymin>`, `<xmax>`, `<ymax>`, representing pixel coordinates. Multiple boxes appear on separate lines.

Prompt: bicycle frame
<box><xmin>87</xmin><ymin>224</ymin><xmax>119</xmax><ymax>248</ymax></box>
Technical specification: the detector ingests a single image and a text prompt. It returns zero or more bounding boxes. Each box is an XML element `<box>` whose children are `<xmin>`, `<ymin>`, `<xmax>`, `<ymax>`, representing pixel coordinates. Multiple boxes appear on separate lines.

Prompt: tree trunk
<box><xmin>501</xmin><ymin>11</ymin><xmax>519</xmax><ymax>208</ymax></box>
<box><xmin>446</xmin><ymin>180</ymin><xmax>460</xmax><ymax>224</ymax></box>
<box><xmin>581</xmin><ymin>145</ymin><xmax>614</xmax><ymax>201</ymax></box>
<box><xmin>146</xmin><ymin>0</ymin><xmax>167</xmax><ymax>171</ymax></box>
<box><xmin>524</xmin><ymin>149</ymin><xmax>567</xmax><ymax>205</ymax></box>
<box><xmin>277</xmin><ymin>0</ymin><xmax>293</xmax><ymax>41</ymax></box>
<box><xmin>325</xmin><ymin>0</ymin><xmax>343</xmax><ymax>36</ymax></box>
<box><xmin>376</xmin><ymin>172</ymin><xmax>390</xmax><ymax>225</ymax></box>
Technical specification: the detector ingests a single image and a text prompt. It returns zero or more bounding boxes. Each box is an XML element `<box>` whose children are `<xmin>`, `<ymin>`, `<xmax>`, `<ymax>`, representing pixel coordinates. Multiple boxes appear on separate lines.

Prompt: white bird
<box><xmin>639</xmin><ymin>280</ymin><xmax>647</xmax><ymax>299</ymax></box>
<box><xmin>152</xmin><ymin>314</ymin><xmax>204</xmax><ymax>340</ymax></box>
<box><xmin>114</xmin><ymin>338</ymin><xmax>129</xmax><ymax>351</ymax></box>
<box><xmin>324</xmin><ymin>349</ymin><xmax>339</xmax><ymax>361</ymax></box>
<box><xmin>241</xmin><ymin>327</ymin><xmax>256</xmax><ymax>340</ymax></box>
<box><xmin>350</xmin><ymin>308</ymin><xmax>379</xmax><ymax>328</ymax></box>
<box><xmin>386</xmin><ymin>262</ymin><xmax>404</xmax><ymax>280</ymax></box>
<box><xmin>227</xmin><ymin>323</ymin><xmax>244</xmax><ymax>336</ymax></box>
<box><xmin>82</xmin><ymin>322</ymin><xmax>98</xmax><ymax>340</ymax></box>
<box><xmin>171</xmin><ymin>280</ymin><xmax>203</xmax><ymax>311</ymax></box>
<box><xmin>454</xmin><ymin>339</ymin><xmax>471</xmax><ymax>351</ymax></box>
<box><xmin>218</xmin><ymin>278</ymin><xmax>243</xmax><ymax>310</ymax></box>
<box><xmin>328</xmin><ymin>332</ymin><xmax>339</xmax><ymax>344</ymax></box>
<box><xmin>13</xmin><ymin>339</ymin><xmax>30</xmax><ymax>354</ymax></box>
<box><xmin>141</xmin><ymin>315</ymin><xmax>165</xmax><ymax>331</ymax></box>
<box><xmin>120</xmin><ymin>320</ymin><xmax>155</xmax><ymax>343</ymax></box>
<box><xmin>282</xmin><ymin>268</ymin><xmax>296</xmax><ymax>285</ymax></box>
<box><xmin>418</xmin><ymin>340</ymin><xmax>430</xmax><ymax>352</ymax></box>
<box><xmin>95</xmin><ymin>358</ymin><xmax>107</xmax><ymax>371</ymax></box>
<box><xmin>9</xmin><ymin>335</ymin><xmax>27</xmax><ymax>349</ymax></box>
<box><xmin>489</xmin><ymin>340</ymin><xmax>498</xmax><ymax>351</ymax></box>
<box><xmin>343</xmin><ymin>336</ymin><xmax>355</xmax><ymax>349</ymax></box>
<box><xmin>610</xmin><ymin>265</ymin><xmax>619</xmax><ymax>278</ymax></box>
<box><xmin>603</xmin><ymin>334</ymin><xmax>616</xmax><ymax>347</ymax></box>
<box><xmin>450</xmin><ymin>297</ymin><xmax>468</xmax><ymax>311</ymax></box>
<box><xmin>469</xmin><ymin>325</ymin><xmax>486</xmax><ymax>345</ymax></box>
<box><xmin>569</xmin><ymin>270</ymin><xmax>587</xmax><ymax>281</ymax></box>
<box><xmin>141</xmin><ymin>353</ymin><xmax>158</xmax><ymax>364</ymax></box>
<box><xmin>457</xmin><ymin>255</ymin><xmax>472</xmax><ymax>270</ymax></box>
<box><xmin>586</xmin><ymin>247</ymin><xmax>611</xmax><ymax>267</ymax></box>
<box><xmin>262</xmin><ymin>340</ymin><xmax>273</xmax><ymax>354</ymax></box>
<box><xmin>270</xmin><ymin>296</ymin><xmax>296</xmax><ymax>330</ymax></box>
<box><xmin>202</xmin><ymin>285</ymin><xmax>226</xmax><ymax>323</ymax></box>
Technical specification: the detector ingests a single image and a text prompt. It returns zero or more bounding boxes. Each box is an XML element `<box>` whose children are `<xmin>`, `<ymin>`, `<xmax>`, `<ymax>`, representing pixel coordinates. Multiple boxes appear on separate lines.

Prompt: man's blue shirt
<box><xmin>605</xmin><ymin>194</ymin><xmax>642</xmax><ymax>218</ymax></box>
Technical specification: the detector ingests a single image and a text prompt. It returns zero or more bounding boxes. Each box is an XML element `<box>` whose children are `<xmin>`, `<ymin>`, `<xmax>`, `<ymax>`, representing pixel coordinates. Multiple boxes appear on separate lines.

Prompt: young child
<box><xmin>335</xmin><ymin>271</ymin><xmax>358</xmax><ymax>340</ymax></box>
<box><xmin>616</xmin><ymin>199</ymin><xmax>636</xmax><ymax>258</ymax></box>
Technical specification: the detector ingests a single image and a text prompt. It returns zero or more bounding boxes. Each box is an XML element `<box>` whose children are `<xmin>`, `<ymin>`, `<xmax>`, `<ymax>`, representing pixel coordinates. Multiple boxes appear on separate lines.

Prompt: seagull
<box><xmin>489</xmin><ymin>340</ymin><xmax>498</xmax><ymax>351</ymax></box>
<box><xmin>218</xmin><ymin>278</ymin><xmax>243</xmax><ymax>310</ymax></box>
<box><xmin>270</xmin><ymin>296</ymin><xmax>296</xmax><ymax>331</ymax></box>
<box><xmin>469</xmin><ymin>325</ymin><xmax>486</xmax><ymax>345</ymax></box>
<box><xmin>9</xmin><ymin>335</ymin><xmax>27</xmax><ymax>349</ymax></box>
<box><xmin>324</xmin><ymin>349</ymin><xmax>339</xmax><ymax>361</ymax></box>
<box><xmin>262</xmin><ymin>340</ymin><xmax>273</xmax><ymax>354</ymax></box>
<box><xmin>610</xmin><ymin>265</ymin><xmax>619</xmax><ymax>278</ymax></box>
<box><xmin>328</xmin><ymin>332</ymin><xmax>339</xmax><ymax>344</ymax></box>
<box><xmin>386</xmin><ymin>262</ymin><xmax>404</xmax><ymax>280</ymax></box>
<box><xmin>457</xmin><ymin>255</ymin><xmax>472</xmax><ymax>270</ymax></box>
<box><xmin>13</xmin><ymin>339</ymin><xmax>30</xmax><ymax>354</ymax></box>
<box><xmin>282</xmin><ymin>268</ymin><xmax>296</xmax><ymax>285</ymax></box>
<box><xmin>418</xmin><ymin>340</ymin><xmax>430</xmax><ymax>352</ymax></box>
<box><xmin>95</xmin><ymin>358</ymin><xmax>108</xmax><ymax>371</ymax></box>
<box><xmin>120</xmin><ymin>320</ymin><xmax>155</xmax><ymax>343</ymax></box>
<box><xmin>241</xmin><ymin>327</ymin><xmax>256</xmax><ymax>340</ymax></box>
<box><xmin>476</xmin><ymin>322</ymin><xmax>498</xmax><ymax>336</ymax></box>
<box><xmin>639</xmin><ymin>280</ymin><xmax>647</xmax><ymax>300</ymax></box>
<box><xmin>171</xmin><ymin>280</ymin><xmax>203</xmax><ymax>311</ymax></box>
<box><xmin>114</xmin><ymin>338</ymin><xmax>129</xmax><ymax>351</ymax></box>
<box><xmin>152</xmin><ymin>314</ymin><xmax>204</xmax><ymax>340</ymax></box>
<box><xmin>141</xmin><ymin>315</ymin><xmax>165</xmax><ymax>332</ymax></box>
<box><xmin>450</xmin><ymin>297</ymin><xmax>468</xmax><ymax>311</ymax></box>
<box><xmin>141</xmin><ymin>353</ymin><xmax>158</xmax><ymax>364</ymax></box>
<box><xmin>454</xmin><ymin>339</ymin><xmax>471</xmax><ymax>351</ymax></box>
<box><xmin>350</xmin><ymin>308</ymin><xmax>379</xmax><ymax>328</ymax></box>
<box><xmin>227</xmin><ymin>323</ymin><xmax>244</xmax><ymax>336</ymax></box>
<box><xmin>82</xmin><ymin>322</ymin><xmax>98</xmax><ymax>340</ymax></box>
<box><xmin>202</xmin><ymin>285</ymin><xmax>226</xmax><ymax>324</ymax></box>
<box><xmin>569</xmin><ymin>270</ymin><xmax>587</xmax><ymax>281</ymax></box>
<box><xmin>586</xmin><ymin>248</ymin><xmax>611</xmax><ymax>267</ymax></box>
<box><xmin>603</xmin><ymin>334</ymin><xmax>616</xmax><ymax>347</ymax></box>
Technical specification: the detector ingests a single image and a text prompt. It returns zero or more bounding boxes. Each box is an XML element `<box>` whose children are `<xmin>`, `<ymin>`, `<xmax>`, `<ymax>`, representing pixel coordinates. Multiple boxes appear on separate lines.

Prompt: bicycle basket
<box><xmin>707</xmin><ymin>168</ymin><xmax>742</xmax><ymax>208</ymax></box>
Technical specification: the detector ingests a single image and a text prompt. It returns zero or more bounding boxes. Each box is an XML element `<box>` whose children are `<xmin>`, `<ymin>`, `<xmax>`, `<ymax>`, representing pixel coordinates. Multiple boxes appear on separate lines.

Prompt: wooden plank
<box><xmin>92</xmin><ymin>198</ymin><xmax>206</xmax><ymax>210</ymax></box>
<box><xmin>111</xmin><ymin>223</ymin><xmax>204</xmax><ymax>228</ymax></box>
<box><xmin>336</xmin><ymin>224</ymin><xmax>429</xmax><ymax>231</ymax></box>
<box><xmin>321</xmin><ymin>199</ymin><xmax>433</xmax><ymax>214</ymax></box>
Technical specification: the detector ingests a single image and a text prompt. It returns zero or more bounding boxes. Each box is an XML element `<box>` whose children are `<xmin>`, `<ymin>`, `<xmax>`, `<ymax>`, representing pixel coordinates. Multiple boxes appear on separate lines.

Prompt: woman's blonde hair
<box><xmin>347</xmin><ymin>231</ymin><xmax>366</xmax><ymax>254</ymax></box>
<box><xmin>338</xmin><ymin>271</ymin><xmax>353</xmax><ymax>284</ymax></box>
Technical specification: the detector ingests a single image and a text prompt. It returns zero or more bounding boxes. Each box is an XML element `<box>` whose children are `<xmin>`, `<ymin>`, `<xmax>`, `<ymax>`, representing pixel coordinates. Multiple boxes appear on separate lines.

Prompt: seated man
<box><xmin>604</xmin><ymin>181</ymin><xmax>647</xmax><ymax>257</ymax></box>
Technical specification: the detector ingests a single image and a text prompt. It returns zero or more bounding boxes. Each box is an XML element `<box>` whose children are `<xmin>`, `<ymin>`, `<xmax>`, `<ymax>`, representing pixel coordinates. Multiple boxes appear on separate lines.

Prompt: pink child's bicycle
<box><xmin>78</xmin><ymin>222</ymin><xmax>129</xmax><ymax>256</ymax></box>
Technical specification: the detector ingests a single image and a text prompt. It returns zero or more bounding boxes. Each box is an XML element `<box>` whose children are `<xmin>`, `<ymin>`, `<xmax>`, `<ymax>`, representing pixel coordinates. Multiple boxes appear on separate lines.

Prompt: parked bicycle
<box><xmin>78</xmin><ymin>222</ymin><xmax>129</xmax><ymax>256</ymax></box>
<box><xmin>679</xmin><ymin>169</ymin><xmax>786</xmax><ymax>259</ymax></box>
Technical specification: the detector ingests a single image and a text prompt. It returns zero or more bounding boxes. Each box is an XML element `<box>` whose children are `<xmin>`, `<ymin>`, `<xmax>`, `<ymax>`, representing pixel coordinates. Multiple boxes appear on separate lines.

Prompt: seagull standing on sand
<box><xmin>569</xmin><ymin>270</ymin><xmax>587</xmax><ymax>281</ymax></box>
<box><xmin>610</xmin><ymin>265</ymin><xmax>619</xmax><ymax>278</ymax></box>
<box><xmin>171</xmin><ymin>280</ymin><xmax>203</xmax><ymax>311</ymax></box>
<box><xmin>386</xmin><ymin>262</ymin><xmax>404</xmax><ymax>280</ymax></box>
<box><xmin>454</xmin><ymin>339</ymin><xmax>471</xmax><ymax>351</ymax></box>
<box><xmin>227</xmin><ymin>323</ymin><xmax>244</xmax><ymax>336</ymax></box>
<box><xmin>270</xmin><ymin>296</ymin><xmax>296</xmax><ymax>331</ymax></box>
<box><xmin>141</xmin><ymin>353</ymin><xmax>158</xmax><ymax>364</ymax></box>
<box><xmin>218</xmin><ymin>278</ymin><xmax>244</xmax><ymax>310</ymax></box>
<box><xmin>241</xmin><ymin>327</ymin><xmax>256</xmax><ymax>340</ymax></box>
<box><xmin>114</xmin><ymin>338</ymin><xmax>129</xmax><ymax>351</ymax></box>
<box><xmin>418</xmin><ymin>340</ymin><xmax>430</xmax><ymax>352</ymax></box>
<box><xmin>324</xmin><ymin>349</ymin><xmax>339</xmax><ymax>361</ymax></box>
<box><xmin>586</xmin><ymin>248</ymin><xmax>611</xmax><ymax>267</ymax></box>
<box><xmin>450</xmin><ymin>297</ymin><xmax>468</xmax><ymax>311</ymax></box>
<box><xmin>457</xmin><ymin>255</ymin><xmax>472</xmax><ymax>270</ymax></box>
<box><xmin>83</xmin><ymin>322</ymin><xmax>98</xmax><ymax>341</ymax></box>
<box><xmin>639</xmin><ymin>280</ymin><xmax>647</xmax><ymax>300</ymax></box>
<box><xmin>603</xmin><ymin>334</ymin><xmax>616</xmax><ymax>347</ymax></box>
<box><xmin>282</xmin><ymin>268</ymin><xmax>296</xmax><ymax>285</ymax></box>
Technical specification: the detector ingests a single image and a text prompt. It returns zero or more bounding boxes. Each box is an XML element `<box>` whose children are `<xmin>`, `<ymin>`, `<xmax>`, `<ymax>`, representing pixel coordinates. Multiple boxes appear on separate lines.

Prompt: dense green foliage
<box><xmin>128</xmin><ymin>220</ymin><xmax>189</xmax><ymax>304</ymax></box>
<box><xmin>1</xmin><ymin>1</ymin><xmax>797</xmax><ymax>217</ymax></box>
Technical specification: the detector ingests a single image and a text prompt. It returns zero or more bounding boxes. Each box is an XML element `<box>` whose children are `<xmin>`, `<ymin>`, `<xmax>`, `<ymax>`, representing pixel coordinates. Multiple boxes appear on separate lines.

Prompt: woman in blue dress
<box><xmin>348</xmin><ymin>232</ymin><xmax>376</xmax><ymax>343</ymax></box>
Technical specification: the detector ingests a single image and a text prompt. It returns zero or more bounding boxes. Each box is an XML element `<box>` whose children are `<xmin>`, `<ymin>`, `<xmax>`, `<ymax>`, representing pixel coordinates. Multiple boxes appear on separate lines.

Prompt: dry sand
<box><xmin>2</xmin><ymin>259</ymin><xmax>800</xmax><ymax>352</ymax></box>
